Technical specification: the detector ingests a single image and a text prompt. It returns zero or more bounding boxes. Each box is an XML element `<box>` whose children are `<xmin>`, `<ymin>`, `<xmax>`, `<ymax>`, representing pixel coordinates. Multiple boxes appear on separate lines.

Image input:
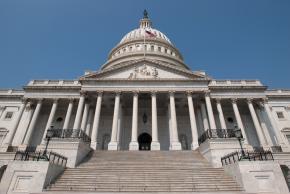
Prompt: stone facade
<box><xmin>0</xmin><ymin>11</ymin><xmax>290</xmax><ymax>194</ymax></box>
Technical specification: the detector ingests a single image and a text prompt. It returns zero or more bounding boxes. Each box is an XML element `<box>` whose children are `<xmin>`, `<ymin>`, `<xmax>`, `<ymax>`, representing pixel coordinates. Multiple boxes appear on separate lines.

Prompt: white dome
<box><xmin>120</xmin><ymin>27</ymin><xmax>172</xmax><ymax>45</ymax></box>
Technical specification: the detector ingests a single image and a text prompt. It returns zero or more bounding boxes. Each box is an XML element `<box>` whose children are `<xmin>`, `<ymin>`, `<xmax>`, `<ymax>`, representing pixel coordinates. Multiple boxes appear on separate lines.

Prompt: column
<box><xmin>4</xmin><ymin>99</ymin><xmax>27</xmax><ymax>146</ymax></box>
<box><xmin>0</xmin><ymin>106</ymin><xmax>5</xmax><ymax>118</ymax></box>
<box><xmin>129</xmin><ymin>92</ymin><xmax>139</xmax><ymax>150</ymax></box>
<box><xmin>216</xmin><ymin>98</ymin><xmax>227</xmax><ymax>129</ymax></box>
<box><xmin>187</xmin><ymin>92</ymin><xmax>198</xmax><ymax>150</ymax></box>
<box><xmin>205</xmin><ymin>92</ymin><xmax>217</xmax><ymax>129</ymax></box>
<box><xmin>63</xmin><ymin>99</ymin><xmax>74</xmax><ymax>129</ymax></box>
<box><xmin>263</xmin><ymin>99</ymin><xmax>285</xmax><ymax>145</ymax></box>
<box><xmin>151</xmin><ymin>91</ymin><xmax>160</xmax><ymax>150</ymax></box>
<box><xmin>231</xmin><ymin>98</ymin><xmax>248</xmax><ymax>144</ymax></box>
<box><xmin>85</xmin><ymin>108</ymin><xmax>94</xmax><ymax>136</ymax></box>
<box><xmin>23</xmin><ymin>99</ymin><xmax>43</xmax><ymax>145</ymax></box>
<box><xmin>73</xmin><ymin>94</ymin><xmax>85</xmax><ymax>129</ymax></box>
<box><xmin>41</xmin><ymin>99</ymin><xmax>58</xmax><ymax>144</ymax></box>
<box><xmin>200</xmin><ymin>102</ymin><xmax>210</xmax><ymax>131</ymax></box>
<box><xmin>91</xmin><ymin>92</ymin><xmax>103</xmax><ymax>150</ymax></box>
<box><xmin>169</xmin><ymin>92</ymin><xmax>181</xmax><ymax>150</ymax></box>
<box><xmin>256</xmin><ymin>107</ymin><xmax>273</xmax><ymax>146</ymax></box>
<box><xmin>80</xmin><ymin>101</ymin><xmax>90</xmax><ymax>131</ymax></box>
<box><xmin>247</xmin><ymin>99</ymin><xmax>267</xmax><ymax>146</ymax></box>
<box><xmin>108</xmin><ymin>92</ymin><xmax>120</xmax><ymax>150</ymax></box>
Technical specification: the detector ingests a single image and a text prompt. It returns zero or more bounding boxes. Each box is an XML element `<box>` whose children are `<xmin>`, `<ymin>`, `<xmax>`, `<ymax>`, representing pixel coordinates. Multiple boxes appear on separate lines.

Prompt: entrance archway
<box><xmin>138</xmin><ymin>133</ymin><xmax>152</xmax><ymax>151</ymax></box>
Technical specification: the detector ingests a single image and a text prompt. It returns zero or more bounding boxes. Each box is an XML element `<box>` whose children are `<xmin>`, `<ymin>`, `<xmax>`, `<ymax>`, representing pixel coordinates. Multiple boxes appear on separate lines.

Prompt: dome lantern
<box><xmin>140</xmin><ymin>9</ymin><xmax>152</xmax><ymax>29</ymax></box>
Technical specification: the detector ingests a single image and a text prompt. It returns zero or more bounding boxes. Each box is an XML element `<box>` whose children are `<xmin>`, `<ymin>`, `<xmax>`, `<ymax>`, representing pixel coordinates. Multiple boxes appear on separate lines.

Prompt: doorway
<box><xmin>138</xmin><ymin>133</ymin><xmax>152</xmax><ymax>151</ymax></box>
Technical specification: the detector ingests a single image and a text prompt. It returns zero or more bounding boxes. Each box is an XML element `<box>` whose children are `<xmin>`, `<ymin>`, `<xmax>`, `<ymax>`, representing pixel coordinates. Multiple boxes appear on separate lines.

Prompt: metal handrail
<box><xmin>221</xmin><ymin>149</ymin><xmax>274</xmax><ymax>166</ymax></box>
<box><xmin>48</xmin><ymin>128</ymin><xmax>91</xmax><ymax>143</ymax></box>
<box><xmin>198</xmin><ymin>129</ymin><xmax>236</xmax><ymax>144</ymax></box>
<box><xmin>14</xmin><ymin>150</ymin><xmax>67</xmax><ymax>167</ymax></box>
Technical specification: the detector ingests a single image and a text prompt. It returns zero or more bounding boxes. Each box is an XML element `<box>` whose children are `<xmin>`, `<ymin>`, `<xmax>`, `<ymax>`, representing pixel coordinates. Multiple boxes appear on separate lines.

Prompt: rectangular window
<box><xmin>4</xmin><ymin>112</ymin><xmax>13</xmax><ymax>119</ymax></box>
<box><xmin>277</xmin><ymin>111</ymin><xmax>285</xmax><ymax>119</ymax></box>
<box><xmin>151</xmin><ymin>45</ymin><xmax>154</xmax><ymax>51</ymax></box>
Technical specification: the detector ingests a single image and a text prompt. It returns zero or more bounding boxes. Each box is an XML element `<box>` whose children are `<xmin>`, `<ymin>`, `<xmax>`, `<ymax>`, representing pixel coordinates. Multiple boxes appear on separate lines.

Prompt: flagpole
<box><xmin>143</xmin><ymin>29</ymin><xmax>146</xmax><ymax>59</ymax></box>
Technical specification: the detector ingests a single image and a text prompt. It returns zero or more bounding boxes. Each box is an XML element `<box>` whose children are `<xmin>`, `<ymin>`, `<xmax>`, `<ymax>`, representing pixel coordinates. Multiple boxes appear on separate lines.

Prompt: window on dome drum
<box><xmin>165</xmin><ymin>48</ymin><xmax>167</xmax><ymax>53</ymax></box>
<box><xmin>4</xmin><ymin>112</ymin><xmax>13</xmax><ymax>120</ymax></box>
<box><xmin>144</xmin><ymin>45</ymin><xmax>147</xmax><ymax>50</ymax></box>
<box><xmin>158</xmin><ymin>47</ymin><xmax>161</xmax><ymax>52</ymax></box>
<box><xmin>277</xmin><ymin>112</ymin><xmax>285</xmax><ymax>119</ymax></box>
<box><xmin>129</xmin><ymin>46</ymin><xmax>132</xmax><ymax>51</ymax></box>
<box><xmin>151</xmin><ymin>45</ymin><xmax>154</xmax><ymax>51</ymax></box>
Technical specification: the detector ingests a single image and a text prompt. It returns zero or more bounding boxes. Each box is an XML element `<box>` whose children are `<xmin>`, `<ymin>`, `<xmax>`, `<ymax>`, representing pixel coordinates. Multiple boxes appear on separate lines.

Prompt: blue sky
<box><xmin>0</xmin><ymin>0</ymin><xmax>289</xmax><ymax>89</ymax></box>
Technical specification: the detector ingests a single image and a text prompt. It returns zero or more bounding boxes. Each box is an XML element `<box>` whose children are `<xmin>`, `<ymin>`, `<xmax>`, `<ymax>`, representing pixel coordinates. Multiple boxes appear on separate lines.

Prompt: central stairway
<box><xmin>47</xmin><ymin>151</ymin><xmax>243</xmax><ymax>192</ymax></box>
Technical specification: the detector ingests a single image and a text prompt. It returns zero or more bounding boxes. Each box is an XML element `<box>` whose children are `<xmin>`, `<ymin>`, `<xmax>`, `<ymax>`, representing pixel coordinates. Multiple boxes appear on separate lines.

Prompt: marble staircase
<box><xmin>47</xmin><ymin>151</ymin><xmax>243</xmax><ymax>192</ymax></box>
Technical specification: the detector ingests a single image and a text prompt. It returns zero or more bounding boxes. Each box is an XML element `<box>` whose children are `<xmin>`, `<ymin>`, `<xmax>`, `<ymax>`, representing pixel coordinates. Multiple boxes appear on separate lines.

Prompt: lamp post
<box><xmin>234</xmin><ymin>125</ymin><xmax>246</xmax><ymax>158</ymax></box>
<box><xmin>42</xmin><ymin>127</ymin><xmax>54</xmax><ymax>160</ymax></box>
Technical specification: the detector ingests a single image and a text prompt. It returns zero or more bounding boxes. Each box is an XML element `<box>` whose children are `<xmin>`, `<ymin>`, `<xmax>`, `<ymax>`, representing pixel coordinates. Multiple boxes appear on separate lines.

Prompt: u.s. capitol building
<box><xmin>0</xmin><ymin>11</ymin><xmax>290</xmax><ymax>194</ymax></box>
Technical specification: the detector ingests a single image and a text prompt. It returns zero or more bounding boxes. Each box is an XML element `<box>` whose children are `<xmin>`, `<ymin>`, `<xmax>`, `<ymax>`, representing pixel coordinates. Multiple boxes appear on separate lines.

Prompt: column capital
<box><xmin>68</xmin><ymin>98</ymin><xmax>75</xmax><ymax>103</ymax></box>
<box><xmin>52</xmin><ymin>98</ymin><xmax>59</xmax><ymax>103</ymax></box>
<box><xmin>96</xmin><ymin>91</ymin><xmax>103</xmax><ymax>96</ymax></box>
<box><xmin>204</xmin><ymin>90</ymin><xmax>211</xmax><ymax>97</ymax></box>
<box><xmin>21</xmin><ymin>98</ymin><xmax>29</xmax><ymax>104</ymax></box>
<box><xmin>247</xmin><ymin>98</ymin><xmax>254</xmax><ymax>104</ymax></box>
<box><xmin>80</xmin><ymin>91</ymin><xmax>88</xmax><ymax>97</ymax></box>
<box><xmin>132</xmin><ymin>90</ymin><xmax>139</xmax><ymax>96</ymax></box>
<box><xmin>215</xmin><ymin>98</ymin><xmax>222</xmax><ymax>103</ymax></box>
<box><xmin>231</xmin><ymin>98</ymin><xmax>238</xmax><ymax>103</ymax></box>
<box><xmin>25</xmin><ymin>102</ymin><xmax>34</xmax><ymax>111</ymax></box>
<box><xmin>151</xmin><ymin>91</ymin><xmax>157</xmax><ymax>96</ymax></box>
<box><xmin>36</xmin><ymin>98</ymin><xmax>44</xmax><ymax>103</ymax></box>
<box><xmin>114</xmin><ymin>91</ymin><xmax>122</xmax><ymax>96</ymax></box>
<box><xmin>168</xmin><ymin>91</ymin><xmax>175</xmax><ymax>96</ymax></box>
<box><xmin>186</xmin><ymin>90</ymin><xmax>194</xmax><ymax>96</ymax></box>
<box><xmin>262</xmin><ymin>97</ymin><xmax>269</xmax><ymax>104</ymax></box>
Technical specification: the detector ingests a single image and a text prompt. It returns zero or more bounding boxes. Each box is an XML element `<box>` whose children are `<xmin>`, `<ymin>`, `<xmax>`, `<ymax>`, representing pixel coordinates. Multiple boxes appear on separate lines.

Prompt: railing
<box><xmin>48</xmin><ymin>128</ymin><xmax>91</xmax><ymax>143</ymax></box>
<box><xmin>198</xmin><ymin>129</ymin><xmax>236</xmax><ymax>144</ymax></box>
<box><xmin>14</xmin><ymin>150</ymin><xmax>67</xmax><ymax>167</ymax></box>
<box><xmin>221</xmin><ymin>150</ymin><xmax>274</xmax><ymax>166</ymax></box>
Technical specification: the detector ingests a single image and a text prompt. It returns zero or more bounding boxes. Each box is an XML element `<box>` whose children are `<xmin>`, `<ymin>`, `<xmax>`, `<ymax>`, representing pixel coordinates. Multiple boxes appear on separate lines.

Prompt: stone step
<box><xmin>48</xmin><ymin>151</ymin><xmax>242</xmax><ymax>192</ymax></box>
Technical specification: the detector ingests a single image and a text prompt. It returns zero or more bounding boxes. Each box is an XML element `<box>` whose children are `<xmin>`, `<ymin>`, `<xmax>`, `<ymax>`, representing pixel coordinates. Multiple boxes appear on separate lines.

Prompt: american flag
<box><xmin>145</xmin><ymin>30</ymin><xmax>156</xmax><ymax>37</ymax></box>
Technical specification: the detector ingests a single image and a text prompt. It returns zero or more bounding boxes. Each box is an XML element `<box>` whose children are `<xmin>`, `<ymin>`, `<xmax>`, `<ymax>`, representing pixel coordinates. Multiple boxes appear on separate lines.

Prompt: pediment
<box><xmin>81</xmin><ymin>59</ymin><xmax>208</xmax><ymax>81</ymax></box>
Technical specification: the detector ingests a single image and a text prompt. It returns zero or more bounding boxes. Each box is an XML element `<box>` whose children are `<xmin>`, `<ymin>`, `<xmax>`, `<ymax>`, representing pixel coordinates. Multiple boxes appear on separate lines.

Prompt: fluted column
<box><xmin>0</xmin><ymin>106</ymin><xmax>5</xmax><ymax>118</ymax></box>
<box><xmin>151</xmin><ymin>91</ymin><xmax>160</xmax><ymax>150</ymax></box>
<box><xmin>263</xmin><ymin>99</ymin><xmax>285</xmax><ymax>145</ymax></box>
<box><xmin>4</xmin><ymin>99</ymin><xmax>27</xmax><ymax>147</ymax></box>
<box><xmin>73</xmin><ymin>94</ymin><xmax>85</xmax><ymax>129</ymax></box>
<box><xmin>23</xmin><ymin>99</ymin><xmax>43</xmax><ymax>145</ymax></box>
<box><xmin>216</xmin><ymin>98</ymin><xmax>227</xmax><ymax>129</ymax></box>
<box><xmin>86</xmin><ymin>108</ymin><xmax>94</xmax><ymax>136</ymax></box>
<box><xmin>108</xmin><ymin>92</ymin><xmax>121</xmax><ymax>150</ymax></box>
<box><xmin>91</xmin><ymin>92</ymin><xmax>103</xmax><ymax>150</ymax></box>
<box><xmin>129</xmin><ymin>92</ymin><xmax>139</xmax><ymax>150</ymax></box>
<box><xmin>169</xmin><ymin>92</ymin><xmax>181</xmax><ymax>150</ymax></box>
<box><xmin>232</xmin><ymin>98</ymin><xmax>248</xmax><ymax>144</ymax></box>
<box><xmin>205</xmin><ymin>92</ymin><xmax>216</xmax><ymax>129</ymax></box>
<box><xmin>200</xmin><ymin>102</ymin><xmax>210</xmax><ymax>131</ymax></box>
<box><xmin>80</xmin><ymin>102</ymin><xmax>90</xmax><ymax>131</ymax></box>
<box><xmin>63</xmin><ymin>99</ymin><xmax>74</xmax><ymax>129</ymax></box>
<box><xmin>247</xmin><ymin>99</ymin><xmax>267</xmax><ymax>146</ymax></box>
<box><xmin>187</xmin><ymin>92</ymin><xmax>198</xmax><ymax>150</ymax></box>
<box><xmin>41</xmin><ymin>99</ymin><xmax>58</xmax><ymax>144</ymax></box>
